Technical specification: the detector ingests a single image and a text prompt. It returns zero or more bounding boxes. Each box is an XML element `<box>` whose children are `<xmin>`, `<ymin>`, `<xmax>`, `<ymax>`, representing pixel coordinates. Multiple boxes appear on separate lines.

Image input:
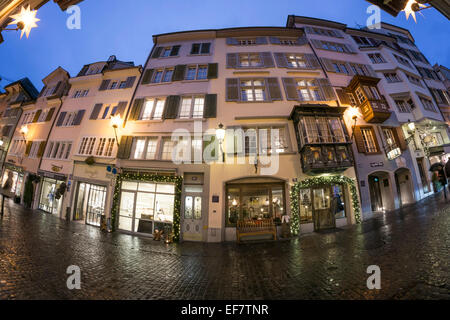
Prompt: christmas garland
<box><xmin>111</xmin><ymin>172</ymin><xmax>183</xmax><ymax>242</ymax></box>
<box><xmin>290</xmin><ymin>175</ymin><xmax>361</xmax><ymax>235</ymax></box>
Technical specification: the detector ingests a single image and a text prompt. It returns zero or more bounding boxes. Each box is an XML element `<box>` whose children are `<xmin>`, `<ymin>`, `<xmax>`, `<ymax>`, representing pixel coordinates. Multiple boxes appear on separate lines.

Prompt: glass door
<box><xmin>118</xmin><ymin>191</ymin><xmax>135</xmax><ymax>232</ymax></box>
<box><xmin>182</xmin><ymin>185</ymin><xmax>203</xmax><ymax>241</ymax></box>
<box><xmin>85</xmin><ymin>184</ymin><xmax>107</xmax><ymax>226</ymax></box>
<box><xmin>312</xmin><ymin>186</ymin><xmax>335</xmax><ymax>231</ymax></box>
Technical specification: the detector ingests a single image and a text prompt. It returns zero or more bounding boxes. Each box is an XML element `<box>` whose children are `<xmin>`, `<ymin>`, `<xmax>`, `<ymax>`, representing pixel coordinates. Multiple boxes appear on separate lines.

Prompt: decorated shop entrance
<box><xmin>290</xmin><ymin>176</ymin><xmax>361</xmax><ymax>235</ymax></box>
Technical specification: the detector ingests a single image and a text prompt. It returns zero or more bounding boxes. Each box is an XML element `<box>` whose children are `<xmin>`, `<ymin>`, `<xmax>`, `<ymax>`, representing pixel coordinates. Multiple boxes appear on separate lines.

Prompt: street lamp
<box><xmin>349</xmin><ymin>107</ymin><xmax>359</xmax><ymax>141</ymax></box>
<box><xmin>20</xmin><ymin>125</ymin><xmax>28</xmax><ymax>139</ymax></box>
<box><xmin>5</xmin><ymin>5</ymin><xmax>40</xmax><ymax>39</ymax></box>
<box><xmin>110</xmin><ymin>115</ymin><xmax>122</xmax><ymax>149</ymax></box>
<box><xmin>215</xmin><ymin>123</ymin><xmax>226</xmax><ymax>163</ymax></box>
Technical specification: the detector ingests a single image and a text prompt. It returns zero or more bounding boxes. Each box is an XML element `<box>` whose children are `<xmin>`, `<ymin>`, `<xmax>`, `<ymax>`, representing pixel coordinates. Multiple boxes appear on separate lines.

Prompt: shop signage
<box><xmin>51</xmin><ymin>164</ymin><xmax>63</xmax><ymax>172</ymax></box>
<box><xmin>370</xmin><ymin>162</ymin><xmax>384</xmax><ymax>168</ymax></box>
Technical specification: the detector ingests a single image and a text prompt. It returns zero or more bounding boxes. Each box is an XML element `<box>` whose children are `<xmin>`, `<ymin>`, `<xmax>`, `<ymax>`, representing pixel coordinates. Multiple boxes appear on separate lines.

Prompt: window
<box><xmin>96</xmin><ymin>138</ymin><xmax>107</xmax><ymax>156</ymax></box>
<box><xmin>361</xmin><ymin>127</ymin><xmax>378</xmax><ymax>153</ymax></box>
<box><xmin>420</xmin><ymin>97</ymin><xmax>436</xmax><ymax>112</ymax></box>
<box><xmin>296</xmin><ymin>80</ymin><xmax>323</xmax><ymax>101</ymax></box>
<box><xmin>239</xmin><ymin>53</ymin><xmax>262</xmax><ymax>67</ymax></box>
<box><xmin>110</xmin><ymin>106</ymin><xmax>118</xmax><ymax>116</ymax></box>
<box><xmin>140</xmin><ymin>98</ymin><xmax>165</xmax><ymax>120</ymax></box>
<box><xmin>384</xmin><ymin>73</ymin><xmax>401</xmax><ymax>83</ymax></box>
<box><xmin>352</xmin><ymin>36</ymin><xmax>378</xmax><ymax>47</ymax></box>
<box><xmin>238</xmin><ymin>39</ymin><xmax>256</xmax><ymax>46</ymax></box>
<box><xmin>363</xmin><ymin>86</ymin><xmax>381</xmax><ymax>100</ymax></box>
<box><xmin>38</xmin><ymin>109</ymin><xmax>49</xmax><ymax>122</ymax></box>
<box><xmin>383</xmin><ymin>128</ymin><xmax>401</xmax><ymax>160</ymax></box>
<box><xmin>28</xmin><ymin>141</ymin><xmax>41</xmax><ymax>158</ymax></box>
<box><xmin>355</xmin><ymin>87</ymin><xmax>366</xmax><ymax>104</ymax></box>
<box><xmin>152</xmin><ymin>70</ymin><xmax>163</xmax><ymax>83</ymax></box>
<box><xmin>190</xmin><ymin>43</ymin><xmax>211</xmax><ymax>55</ymax></box>
<box><xmin>393</xmin><ymin>54</ymin><xmax>412</xmax><ymax>67</ymax></box>
<box><xmin>317</xmin><ymin>40</ymin><xmax>350</xmax><ymax>53</ymax></box>
<box><xmin>161</xmin><ymin>138</ymin><xmax>175</xmax><ymax>160</ymax></box>
<box><xmin>307</xmin><ymin>27</ymin><xmax>341</xmax><ymax>38</ymax></box>
<box><xmin>287</xmin><ymin>54</ymin><xmax>307</xmax><ymax>68</ymax></box>
<box><xmin>101</xmin><ymin>106</ymin><xmax>110</xmax><ymax>119</ymax></box>
<box><xmin>368</xmin><ymin>53</ymin><xmax>386</xmax><ymax>64</ymax></box>
<box><xmin>179</xmin><ymin>96</ymin><xmax>205</xmax><ymax>119</ymax></box>
<box><xmin>300</xmin><ymin>117</ymin><xmax>346</xmax><ymax>144</ymax></box>
<box><xmin>406</xmin><ymin>74</ymin><xmax>422</xmax><ymax>87</ymax></box>
<box><xmin>78</xmin><ymin>137</ymin><xmax>97</xmax><ymax>155</ymax></box>
<box><xmin>196</xmin><ymin>66</ymin><xmax>208</xmax><ymax>80</ymax></box>
<box><xmin>45</xmin><ymin>141</ymin><xmax>72</xmax><ymax>159</ymax></box>
<box><xmin>146</xmin><ymin>138</ymin><xmax>158</xmax><ymax>159</ymax></box>
<box><xmin>184</xmin><ymin>65</ymin><xmax>208</xmax><ymax>80</ymax></box>
<box><xmin>394</xmin><ymin>99</ymin><xmax>412</xmax><ymax>113</ymax></box>
<box><xmin>280</xmin><ymin>38</ymin><xmax>298</xmax><ymax>45</ymax></box>
<box><xmin>119</xmin><ymin>81</ymin><xmax>127</xmax><ymax>89</ymax></box>
<box><xmin>240</xmin><ymin>79</ymin><xmax>267</xmax><ymax>102</ymax></box>
<box><xmin>162</xmin><ymin>69</ymin><xmax>174</xmax><ymax>83</ymax></box>
<box><xmin>132</xmin><ymin>138</ymin><xmax>146</xmax><ymax>159</ymax></box>
<box><xmin>160</xmin><ymin>45</ymin><xmax>180</xmax><ymax>57</ymax></box>
<box><xmin>62</xmin><ymin>112</ymin><xmax>77</xmax><ymax>126</ymax></box>
<box><xmin>110</xmin><ymin>82</ymin><xmax>118</xmax><ymax>90</ymax></box>
<box><xmin>331</xmin><ymin>62</ymin><xmax>350</xmax><ymax>74</ymax></box>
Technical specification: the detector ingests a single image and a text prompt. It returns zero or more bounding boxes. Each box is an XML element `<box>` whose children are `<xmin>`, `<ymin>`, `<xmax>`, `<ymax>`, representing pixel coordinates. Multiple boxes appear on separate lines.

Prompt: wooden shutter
<box><xmin>1</xmin><ymin>125</ymin><xmax>11</xmax><ymax>137</ymax></box>
<box><xmin>353</xmin><ymin>126</ymin><xmax>366</xmax><ymax>153</ymax></box>
<box><xmin>32</xmin><ymin>110</ymin><xmax>42</xmax><ymax>123</ymax></box>
<box><xmin>45</xmin><ymin>107</ymin><xmax>55</xmax><ymax>121</ymax></box>
<box><xmin>282</xmin><ymin>78</ymin><xmax>298</xmax><ymax>101</ymax></box>
<box><xmin>204</xmin><ymin>94</ymin><xmax>217</xmax><ymax>118</ymax></box>
<box><xmin>207</xmin><ymin>63</ymin><xmax>218</xmax><ymax>79</ymax></box>
<box><xmin>116</xmin><ymin>101</ymin><xmax>128</xmax><ymax>117</ymax></box>
<box><xmin>226</xmin><ymin>53</ymin><xmax>238</xmax><ymax>68</ymax></box>
<box><xmin>261</xmin><ymin>52</ymin><xmax>274</xmax><ymax>68</ymax></box>
<box><xmin>37</xmin><ymin>141</ymin><xmax>46</xmax><ymax>157</ymax></box>
<box><xmin>321</xmin><ymin>58</ymin><xmax>334</xmax><ymax>72</ymax></box>
<box><xmin>129</xmin><ymin>99</ymin><xmax>144</xmax><ymax>120</ymax></box>
<box><xmin>393</xmin><ymin>127</ymin><xmax>407</xmax><ymax>150</ymax></box>
<box><xmin>56</xmin><ymin>112</ymin><xmax>66</xmax><ymax>126</ymax></box>
<box><xmin>304</xmin><ymin>54</ymin><xmax>320</xmax><ymax>69</ymax></box>
<box><xmin>151</xmin><ymin>47</ymin><xmax>162</xmax><ymax>58</ymax></box>
<box><xmin>77</xmin><ymin>65</ymin><xmax>89</xmax><ymax>77</ymax></box>
<box><xmin>269</xmin><ymin>37</ymin><xmax>280</xmax><ymax>44</ymax></box>
<box><xmin>170</xmin><ymin>45</ymin><xmax>180</xmax><ymax>56</ymax></box>
<box><xmin>72</xmin><ymin>110</ymin><xmax>85</xmax><ymax>126</ymax></box>
<box><xmin>141</xmin><ymin>69</ymin><xmax>154</xmax><ymax>85</ymax></box>
<box><xmin>38</xmin><ymin>85</ymin><xmax>47</xmax><ymax>98</ymax></box>
<box><xmin>336</xmin><ymin>89</ymin><xmax>351</xmax><ymax>105</ymax></box>
<box><xmin>274</xmin><ymin>53</ymin><xmax>288</xmax><ymax>68</ymax></box>
<box><xmin>344</xmin><ymin>44</ymin><xmax>356</xmax><ymax>53</ymax></box>
<box><xmin>99</xmin><ymin>80</ymin><xmax>110</xmax><ymax>91</ymax></box>
<box><xmin>318</xmin><ymin>78</ymin><xmax>336</xmax><ymax>101</ymax></box>
<box><xmin>163</xmin><ymin>95</ymin><xmax>181</xmax><ymax>119</ymax></box>
<box><xmin>256</xmin><ymin>37</ymin><xmax>267</xmax><ymax>44</ymax></box>
<box><xmin>53</xmin><ymin>81</ymin><xmax>62</xmax><ymax>96</ymax></box>
<box><xmin>226</xmin><ymin>38</ymin><xmax>239</xmax><ymax>45</ymax></box>
<box><xmin>226</xmin><ymin>78</ymin><xmax>239</xmax><ymax>101</ymax></box>
<box><xmin>90</xmin><ymin>103</ymin><xmax>103</xmax><ymax>120</ymax></box>
<box><xmin>124</xmin><ymin>76</ymin><xmax>136</xmax><ymax>88</ymax></box>
<box><xmin>117</xmin><ymin>136</ymin><xmax>133</xmax><ymax>159</ymax></box>
<box><xmin>172</xmin><ymin>65</ymin><xmax>186</xmax><ymax>81</ymax></box>
<box><xmin>266</xmin><ymin>78</ymin><xmax>282</xmax><ymax>101</ymax></box>
<box><xmin>25</xmin><ymin>141</ymin><xmax>33</xmax><ymax>156</ymax></box>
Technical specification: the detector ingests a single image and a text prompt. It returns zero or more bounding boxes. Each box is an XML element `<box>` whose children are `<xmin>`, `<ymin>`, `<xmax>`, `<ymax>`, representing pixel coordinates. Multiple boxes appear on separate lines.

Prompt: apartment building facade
<box><xmin>4</xmin><ymin>67</ymin><xmax>70</xmax><ymax>208</ymax></box>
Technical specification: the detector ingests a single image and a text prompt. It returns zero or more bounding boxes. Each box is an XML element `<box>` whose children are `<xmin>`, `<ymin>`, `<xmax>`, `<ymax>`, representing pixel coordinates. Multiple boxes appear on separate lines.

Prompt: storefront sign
<box><xmin>51</xmin><ymin>164</ymin><xmax>63</xmax><ymax>172</ymax></box>
<box><xmin>370</xmin><ymin>162</ymin><xmax>384</xmax><ymax>168</ymax></box>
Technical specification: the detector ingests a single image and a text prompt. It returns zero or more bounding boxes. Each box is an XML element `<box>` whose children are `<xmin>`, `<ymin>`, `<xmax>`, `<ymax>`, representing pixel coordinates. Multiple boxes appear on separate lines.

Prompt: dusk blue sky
<box><xmin>0</xmin><ymin>0</ymin><xmax>448</xmax><ymax>91</ymax></box>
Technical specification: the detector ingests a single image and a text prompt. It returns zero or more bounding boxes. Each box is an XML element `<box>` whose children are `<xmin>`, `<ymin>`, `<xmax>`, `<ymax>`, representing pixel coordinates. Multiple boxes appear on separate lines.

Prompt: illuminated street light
<box><xmin>20</xmin><ymin>125</ymin><xmax>29</xmax><ymax>138</ymax></box>
<box><xmin>8</xmin><ymin>5</ymin><xmax>40</xmax><ymax>39</ymax></box>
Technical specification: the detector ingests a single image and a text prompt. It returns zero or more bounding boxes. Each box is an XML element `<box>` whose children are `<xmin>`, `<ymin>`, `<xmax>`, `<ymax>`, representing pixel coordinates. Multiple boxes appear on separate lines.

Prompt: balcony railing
<box><xmin>301</xmin><ymin>145</ymin><xmax>354</xmax><ymax>174</ymax></box>
<box><xmin>360</xmin><ymin>99</ymin><xmax>392</xmax><ymax>123</ymax></box>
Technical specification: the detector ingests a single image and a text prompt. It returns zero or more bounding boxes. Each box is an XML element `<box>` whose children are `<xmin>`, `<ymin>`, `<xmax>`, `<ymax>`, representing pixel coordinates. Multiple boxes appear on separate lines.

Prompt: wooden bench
<box><xmin>236</xmin><ymin>219</ymin><xmax>277</xmax><ymax>243</ymax></box>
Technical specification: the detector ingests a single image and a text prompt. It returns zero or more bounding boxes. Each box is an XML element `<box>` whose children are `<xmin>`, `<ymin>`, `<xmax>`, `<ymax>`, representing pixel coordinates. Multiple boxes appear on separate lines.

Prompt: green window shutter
<box><xmin>226</xmin><ymin>78</ymin><xmax>240</xmax><ymax>101</ymax></box>
<box><xmin>226</xmin><ymin>53</ymin><xmax>238</xmax><ymax>68</ymax></box>
<box><xmin>90</xmin><ymin>103</ymin><xmax>103</xmax><ymax>120</ymax></box>
<box><xmin>204</xmin><ymin>94</ymin><xmax>217</xmax><ymax>118</ymax></box>
<box><xmin>151</xmin><ymin>47</ymin><xmax>163</xmax><ymax>58</ymax></box>
<box><xmin>45</xmin><ymin>107</ymin><xmax>55</xmax><ymax>121</ymax></box>
<box><xmin>282</xmin><ymin>78</ymin><xmax>298</xmax><ymax>101</ymax></box>
<box><xmin>72</xmin><ymin>110</ymin><xmax>86</xmax><ymax>126</ymax></box>
<box><xmin>318</xmin><ymin>78</ymin><xmax>336</xmax><ymax>101</ymax></box>
<box><xmin>141</xmin><ymin>69</ymin><xmax>154</xmax><ymax>85</ymax></box>
<box><xmin>274</xmin><ymin>53</ymin><xmax>288</xmax><ymax>68</ymax></box>
<box><xmin>117</xmin><ymin>136</ymin><xmax>133</xmax><ymax>159</ymax></box>
<box><xmin>266</xmin><ymin>78</ymin><xmax>282</xmax><ymax>101</ymax></box>
<box><xmin>269</xmin><ymin>37</ymin><xmax>281</xmax><ymax>44</ymax></box>
<box><xmin>255</xmin><ymin>37</ymin><xmax>267</xmax><ymax>44</ymax></box>
<box><xmin>37</xmin><ymin>141</ymin><xmax>46</xmax><ymax>158</ymax></box>
<box><xmin>170</xmin><ymin>45</ymin><xmax>180</xmax><ymax>56</ymax></box>
<box><xmin>226</xmin><ymin>38</ymin><xmax>239</xmax><ymax>45</ymax></box>
<box><xmin>207</xmin><ymin>63</ymin><xmax>218</xmax><ymax>79</ymax></box>
<box><xmin>56</xmin><ymin>112</ymin><xmax>66</xmax><ymax>126</ymax></box>
<box><xmin>25</xmin><ymin>141</ymin><xmax>32</xmax><ymax>156</ymax></box>
<box><xmin>116</xmin><ymin>101</ymin><xmax>128</xmax><ymax>117</ymax></box>
<box><xmin>125</xmin><ymin>76</ymin><xmax>136</xmax><ymax>88</ymax></box>
<box><xmin>304</xmin><ymin>54</ymin><xmax>320</xmax><ymax>69</ymax></box>
<box><xmin>129</xmin><ymin>98</ymin><xmax>144</xmax><ymax>120</ymax></box>
<box><xmin>172</xmin><ymin>65</ymin><xmax>187</xmax><ymax>81</ymax></box>
<box><xmin>261</xmin><ymin>52</ymin><xmax>274</xmax><ymax>68</ymax></box>
<box><xmin>163</xmin><ymin>95</ymin><xmax>181</xmax><ymax>119</ymax></box>
<box><xmin>32</xmin><ymin>110</ymin><xmax>42</xmax><ymax>123</ymax></box>
<box><xmin>99</xmin><ymin>80</ymin><xmax>110</xmax><ymax>91</ymax></box>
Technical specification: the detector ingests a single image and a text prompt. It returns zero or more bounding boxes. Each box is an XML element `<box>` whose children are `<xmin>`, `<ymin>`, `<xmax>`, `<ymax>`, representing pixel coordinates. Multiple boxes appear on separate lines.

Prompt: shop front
<box><xmin>38</xmin><ymin>175</ymin><xmax>65</xmax><ymax>215</ymax></box>
<box><xmin>115</xmin><ymin>173</ymin><xmax>182</xmax><ymax>239</ymax></box>
<box><xmin>1</xmin><ymin>165</ymin><xmax>24</xmax><ymax>201</ymax></box>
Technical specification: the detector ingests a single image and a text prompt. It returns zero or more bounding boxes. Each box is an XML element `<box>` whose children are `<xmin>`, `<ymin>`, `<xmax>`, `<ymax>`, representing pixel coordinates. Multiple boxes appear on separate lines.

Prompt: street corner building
<box><xmin>0</xmin><ymin>15</ymin><xmax>449</xmax><ymax>243</ymax></box>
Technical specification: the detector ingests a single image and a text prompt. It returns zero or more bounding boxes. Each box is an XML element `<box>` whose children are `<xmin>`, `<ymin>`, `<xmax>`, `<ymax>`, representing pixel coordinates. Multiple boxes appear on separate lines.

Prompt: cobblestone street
<box><xmin>0</xmin><ymin>192</ymin><xmax>449</xmax><ymax>300</ymax></box>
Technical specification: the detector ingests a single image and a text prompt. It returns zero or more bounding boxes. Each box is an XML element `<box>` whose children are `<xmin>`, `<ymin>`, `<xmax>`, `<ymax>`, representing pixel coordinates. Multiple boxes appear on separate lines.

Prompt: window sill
<box><xmin>174</xmin><ymin>118</ymin><xmax>206</xmax><ymax>122</ymax></box>
<box><xmin>180</xmin><ymin>79</ymin><xmax>209</xmax><ymax>83</ymax></box>
<box><xmin>155</xmin><ymin>55</ymin><xmax>180</xmax><ymax>59</ymax></box>
<box><xmin>135</xmin><ymin>119</ymin><xmax>164</xmax><ymax>123</ymax></box>
<box><xmin>187</xmin><ymin>53</ymin><xmax>212</xmax><ymax>57</ymax></box>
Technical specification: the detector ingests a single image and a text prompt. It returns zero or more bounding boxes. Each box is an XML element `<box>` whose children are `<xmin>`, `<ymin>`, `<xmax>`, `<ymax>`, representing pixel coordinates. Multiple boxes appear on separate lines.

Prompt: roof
<box><xmin>4</xmin><ymin>77</ymin><xmax>39</xmax><ymax>99</ymax></box>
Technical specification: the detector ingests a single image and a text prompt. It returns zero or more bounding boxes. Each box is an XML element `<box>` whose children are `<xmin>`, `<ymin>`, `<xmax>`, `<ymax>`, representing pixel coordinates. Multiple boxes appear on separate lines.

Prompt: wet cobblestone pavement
<box><xmin>0</xmin><ymin>192</ymin><xmax>449</xmax><ymax>300</ymax></box>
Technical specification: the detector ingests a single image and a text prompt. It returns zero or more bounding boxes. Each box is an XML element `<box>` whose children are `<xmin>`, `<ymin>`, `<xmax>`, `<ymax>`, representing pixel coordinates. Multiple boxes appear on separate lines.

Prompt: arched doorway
<box><xmin>395</xmin><ymin>168</ymin><xmax>415</xmax><ymax>207</ymax></box>
<box><xmin>368</xmin><ymin>171</ymin><xmax>394</xmax><ymax>212</ymax></box>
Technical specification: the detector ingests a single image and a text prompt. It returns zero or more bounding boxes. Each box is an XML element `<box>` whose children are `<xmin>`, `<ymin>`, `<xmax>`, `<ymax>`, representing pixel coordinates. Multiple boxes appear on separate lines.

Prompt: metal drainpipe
<box><xmin>305</xmin><ymin>29</ymin><xmax>364</xmax><ymax>219</ymax></box>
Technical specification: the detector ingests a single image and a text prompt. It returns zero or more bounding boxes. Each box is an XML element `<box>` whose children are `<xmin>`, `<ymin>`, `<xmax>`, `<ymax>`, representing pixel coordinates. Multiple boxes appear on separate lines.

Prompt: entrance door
<box><xmin>369</xmin><ymin>176</ymin><xmax>383</xmax><ymax>211</ymax></box>
<box><xmin>182</xmin><ymin>185</ymin><xmax>203</xmax><ymax>241</ymax></box>
<box><xmin>74</xmin><ymin>183</ymin><xmax>107</xmax><ymax>226</ymax></box>
<box><xmin>312</xmin><ymin>186</ymin><xmax>335</xmax><ymax>231</ymax></box>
